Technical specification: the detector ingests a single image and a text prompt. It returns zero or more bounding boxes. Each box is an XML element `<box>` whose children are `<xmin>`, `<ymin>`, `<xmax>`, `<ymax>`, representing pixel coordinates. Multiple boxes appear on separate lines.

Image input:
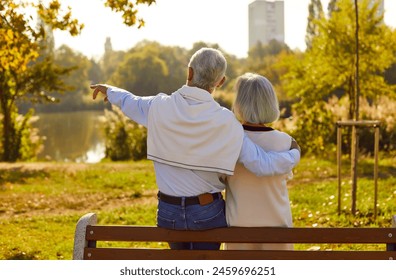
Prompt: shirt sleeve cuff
<box><xmin>290</xmin><ymin>149</ymin><xmax>301</xmax><ymax>164</ymax></box>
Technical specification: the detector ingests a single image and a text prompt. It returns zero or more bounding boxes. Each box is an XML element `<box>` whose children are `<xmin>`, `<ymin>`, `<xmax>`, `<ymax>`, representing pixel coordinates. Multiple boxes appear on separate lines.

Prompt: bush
<box><xmin>213</xmin><ymin>90</ymin><xmax>234</xmax><ymax>110</ymax></box>
<box><xmin>327</xmin><ymin>96</ymin><xmax>396</xmax><ymax>153</ymax></box>
<box><xmin>0</xmin><ymin>109</ymin><xmax>43</xmax><ymax>161</ymax></box>
<box><xmin>103</xmin><ymin>106</ymin><xmax>147</xmax><ymax>161</ymax></box>
<box><xmin>275</xmin><ymin>96</ymin><xmax>396</xmax><ymax>157</ymax></box>
<box><xmin>18</xmin><ymin>110</ymin><xmax>43</xmax><ymax>161</ymax></box>
<box><xmin>273</xmin><ymin>100</ymin><xmax>336</xmax><ymax>156</ymax></box>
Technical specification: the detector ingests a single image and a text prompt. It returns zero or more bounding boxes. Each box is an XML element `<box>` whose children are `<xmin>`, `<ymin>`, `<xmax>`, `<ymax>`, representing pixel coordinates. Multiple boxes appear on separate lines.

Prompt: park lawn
<box><xmin>0</xmin><ymin>155</ymin><xmax>395</xmax><ymax>259</ymax></box>
<box><xmin>0</xmin><ymin>161</ymin><xmax>160</xmax><ymax>259</ymax></box>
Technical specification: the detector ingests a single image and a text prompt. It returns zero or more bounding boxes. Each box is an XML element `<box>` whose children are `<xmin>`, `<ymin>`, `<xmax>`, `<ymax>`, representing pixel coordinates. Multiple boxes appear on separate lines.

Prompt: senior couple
<box><xmin>91</xmin><ymin>47</ymin><xmax>298</xmax><ymax>251</ymax></box>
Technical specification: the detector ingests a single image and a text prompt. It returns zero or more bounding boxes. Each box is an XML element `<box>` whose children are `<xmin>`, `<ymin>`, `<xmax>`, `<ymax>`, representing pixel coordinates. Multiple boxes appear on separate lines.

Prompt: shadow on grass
<box><xmin>5</xmin><ymin>249</ymin><xmax>40</xmax><ymax>260</ymax></box>
<box><xmin>336</xmin><ymin>208</ymin><xmax>394</xmax><ymax>227</ymax></box>
<box><xmin>356</xmin><ymin>161</ymin><xmax>396</xmax><ymax>179</ymax></box>
<box><xmin>0</xmin><ymin>168</ymin><xmax>50</xmax><ymax>185</ymax></box>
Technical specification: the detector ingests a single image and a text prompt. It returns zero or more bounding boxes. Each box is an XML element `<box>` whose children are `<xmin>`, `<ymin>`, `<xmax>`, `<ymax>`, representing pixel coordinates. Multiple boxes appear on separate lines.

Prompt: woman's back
<box><xmin>225</xmin><ymin>126</ymin><xmax>293</xmax><ymax>250</ymax></box>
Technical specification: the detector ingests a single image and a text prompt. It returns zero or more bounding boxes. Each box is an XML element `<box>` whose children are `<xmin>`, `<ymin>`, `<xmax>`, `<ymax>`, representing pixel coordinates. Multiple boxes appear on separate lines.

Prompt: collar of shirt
<box><xmin>178</xmin><ymin>85</ymin><xmax>214</xmax><ymax>102</ymax></box>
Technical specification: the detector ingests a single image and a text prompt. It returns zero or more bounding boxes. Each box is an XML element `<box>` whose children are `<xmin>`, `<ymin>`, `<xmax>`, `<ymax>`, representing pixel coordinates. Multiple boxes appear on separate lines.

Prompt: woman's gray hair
<box><xmin>233</xmin><ymin>73</ymin><xmax>280</xmax><ymax>124</ymax></box>
<box><xmin>188</xmin><ymin>48</ymin><xmax>227</xmax><ymax>91</ymax></box>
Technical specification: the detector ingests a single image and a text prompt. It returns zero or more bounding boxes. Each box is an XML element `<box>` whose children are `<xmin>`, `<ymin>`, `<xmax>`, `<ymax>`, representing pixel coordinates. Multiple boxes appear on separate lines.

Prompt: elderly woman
<box><xmin>225</xmin><ymin>73</ymin><xmax>296</xmax><ymax>250</ymax></box>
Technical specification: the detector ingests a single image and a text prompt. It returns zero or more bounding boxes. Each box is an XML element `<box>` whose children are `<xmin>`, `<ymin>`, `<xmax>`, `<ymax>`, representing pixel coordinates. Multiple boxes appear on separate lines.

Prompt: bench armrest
<box><xmin>73</xmin><ymin>213</ymin><xmax>97</xmax><ymax>260</ymax></box>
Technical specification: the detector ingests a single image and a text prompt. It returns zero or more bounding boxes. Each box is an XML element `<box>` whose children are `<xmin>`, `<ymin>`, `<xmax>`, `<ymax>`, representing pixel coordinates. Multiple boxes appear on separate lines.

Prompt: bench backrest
<box><xmin>73</xmin><ymin>213</ymin><xmax>396</xmax><ymax>260</ymax></box>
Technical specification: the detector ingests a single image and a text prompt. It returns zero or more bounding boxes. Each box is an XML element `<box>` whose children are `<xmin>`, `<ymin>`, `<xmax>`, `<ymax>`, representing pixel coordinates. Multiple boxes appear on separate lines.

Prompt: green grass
<box><xmin>0</xmin><ymin>155</ymin><xmax>395</xmax><ymax>259</ymax></box>
<box><xmin>289</xmin><ymin>154</ymin><xmax>396</xmax><ymax>228</ymax></box>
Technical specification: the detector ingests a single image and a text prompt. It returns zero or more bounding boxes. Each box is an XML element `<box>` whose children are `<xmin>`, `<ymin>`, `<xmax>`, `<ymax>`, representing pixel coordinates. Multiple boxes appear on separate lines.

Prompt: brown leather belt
<box><xmin>157</xmin><ymin>191</ymin><xmax>222</xmax><ymax>206</ymax></box>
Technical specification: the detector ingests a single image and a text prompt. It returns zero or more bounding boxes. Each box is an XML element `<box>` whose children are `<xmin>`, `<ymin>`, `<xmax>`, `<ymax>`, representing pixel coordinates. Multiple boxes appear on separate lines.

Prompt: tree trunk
<box><xmin>351</xmin><ymin>0</ymin><xmax>360</xmax><ymax>216</ymax></box>
<box><xmin>0</xmin><ymin>92</ymin><xmax>19</xmax><ymax>162</ymax></box>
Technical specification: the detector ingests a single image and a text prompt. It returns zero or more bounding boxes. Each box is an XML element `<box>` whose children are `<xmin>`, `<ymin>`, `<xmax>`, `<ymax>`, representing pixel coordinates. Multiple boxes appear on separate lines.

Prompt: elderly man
<box><xmin>91</xmin><ymin>47</ymin><xmax>300</xmax><ymax>250</ymax></box>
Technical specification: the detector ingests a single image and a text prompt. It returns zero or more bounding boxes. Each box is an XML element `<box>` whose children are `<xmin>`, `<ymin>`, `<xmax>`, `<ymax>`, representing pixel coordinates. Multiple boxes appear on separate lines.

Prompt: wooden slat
<box><xmin>84</xmin><ymin>248</ymin><xmax>396</xmax><ymax>260</ymax></box>
<box><xmin>85</xmin><ymin>226</ymin><xmax>396</xmax><ymax>244</ymax></box>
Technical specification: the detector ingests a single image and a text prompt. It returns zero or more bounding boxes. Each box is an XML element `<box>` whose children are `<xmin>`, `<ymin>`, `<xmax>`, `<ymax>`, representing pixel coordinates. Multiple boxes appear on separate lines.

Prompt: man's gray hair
<box><xmin>188</xmin><ymin>48</ymin><xmax>227</xmax><ymax>91</ymax></box>
<box><xmin>233</xmin><ymin>73</ymin><xmax>280</xmax><ymax>124</ymax></box>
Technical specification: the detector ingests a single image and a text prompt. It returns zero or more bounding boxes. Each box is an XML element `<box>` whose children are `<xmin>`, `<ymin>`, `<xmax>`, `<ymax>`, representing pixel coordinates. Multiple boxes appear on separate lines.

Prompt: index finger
<box><xmin>91</xmin><ymin>84</ymin><xmax>107</xmax><ymax>100</ymax></box>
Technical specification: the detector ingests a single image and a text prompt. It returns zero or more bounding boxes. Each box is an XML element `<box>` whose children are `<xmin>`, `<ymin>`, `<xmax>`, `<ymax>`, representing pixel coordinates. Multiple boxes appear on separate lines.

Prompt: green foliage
<box><xmin>305</xmin><ymin>0</ymin><xmax>324</xmax><ymax>49</ymax></box>
<box><xmin>88</xmin><ymin>58</ymin><xmax>104</xmax><ymax>85</ymax></box>
<box><xmin>281</xmin><ymin>0</ymin><xmax>396</xmax><ymax>155</ymax></box>
<box><xmin>28</xmin><ymin>45</ymin><xmax>106</xmax><ymax>113</ymax></box>
<box><xmin>213</xmin><ymin>90</ymin><xmax>234</xmax><ymax>110</ymax></box>
<box><xmin>0</xmin><ymin>106</ymin><xmax>43</xmax><ymax>162</ymax></box>
<box><xmin>1</xmin><ymin>0</ymin><xmax>157</xmax><ymax>162</ymax></box>
<box><xmin>104</xmin><ymin>0</ymin><xmax>156</xmax><ymax>28</ymax></box>
<box><xmin>36</xmin><ymin>0</ymin><xmax>84</xmax><ymax>36</ymax></box>
<box><xmin>308</xmin><ymin>0</ymin><xmax>396</xmax><ymax>104</ymax></box>
<box><xmin>326</xmin><ymin>95</ymin><xmax>396</xmax><ymax>152</ymax></box>
<box><xmin>107</xmin><ymin>40</ymin><xmax>193</xmax><ymax>95</ymax></box>
<box><xmin>245</xmin><ymin>40</ymin><xmax>292</xmax><ymax>101</ymax></box>
<box><xmin>101</xmin><ymin>41</ymin><xmax>126</xmax><ymax>83</ymax></box>
<box><xmin>103</xmin><ymin>106</ymin><xmax>147</xmax><ymax>161</ymax></box>
<box><xmin>108</xmin><ymin>40</ymin><xmax>240</xmax><ymax>96</ymax></box>
<box><xmin>327</xmin><ymin>0</ymin><xmax>338</xmax><ymax>15</ymax></box>
<box><xmin>289</xmin><ymin>101</ymin><xmax>336</xmax><ymax>155</ymax></box>
<box><xmin>248</xmin><ymin>39</ymin><xmax>291</xmax><ymax>58</ymax></box>
<box><xmin>0</xmin><ymin>0</ymin><xmax>83</xmax><ymax>161</ymax></box>
<box><xmin>110</xmin><ymin>45</ymin><xmax>170</xmax><ymax>95</ymax></box>
<box><xmin>16</xmin><ymin>110</ymin><xmax>43</xmax><ymax>161</ymax></box>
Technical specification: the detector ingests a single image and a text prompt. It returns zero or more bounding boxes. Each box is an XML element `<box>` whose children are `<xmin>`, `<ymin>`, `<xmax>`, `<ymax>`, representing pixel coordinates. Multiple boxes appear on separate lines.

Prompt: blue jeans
<box><xmin>156</xmin><ymin>196</ymin><xmax>227</xmax><ymax>250</ymax></box>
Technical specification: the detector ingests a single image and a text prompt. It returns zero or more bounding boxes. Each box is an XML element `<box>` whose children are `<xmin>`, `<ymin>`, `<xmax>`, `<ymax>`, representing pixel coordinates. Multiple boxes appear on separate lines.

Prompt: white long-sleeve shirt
<box><xmin>107</xmin><ymin>86</ymin><xmax>300</xmax><ymax>197</ymax></box>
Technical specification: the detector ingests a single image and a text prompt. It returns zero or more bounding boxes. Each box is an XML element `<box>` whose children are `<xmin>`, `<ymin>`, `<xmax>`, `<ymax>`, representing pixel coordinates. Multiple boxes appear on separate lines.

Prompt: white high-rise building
<box><xmin>248</xmin><ymin>0</ymin><xmax>284</xmax><ymax>50</ymax></box>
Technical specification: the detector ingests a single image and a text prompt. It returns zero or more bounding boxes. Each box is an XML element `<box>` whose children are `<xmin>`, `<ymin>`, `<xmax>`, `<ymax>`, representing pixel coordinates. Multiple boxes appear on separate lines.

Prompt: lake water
<box><xmin>35</xmin><ymin>111</ymin><xmax>106</xmax><ymax>163</ymax></box>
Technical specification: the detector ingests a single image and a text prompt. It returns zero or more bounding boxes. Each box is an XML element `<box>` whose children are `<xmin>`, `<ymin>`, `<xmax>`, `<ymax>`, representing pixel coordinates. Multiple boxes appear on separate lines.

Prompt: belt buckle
<box><xmin>198</xmin><ymin>193</ymin><xmax>214</xmax><ymax>206</ymax></box>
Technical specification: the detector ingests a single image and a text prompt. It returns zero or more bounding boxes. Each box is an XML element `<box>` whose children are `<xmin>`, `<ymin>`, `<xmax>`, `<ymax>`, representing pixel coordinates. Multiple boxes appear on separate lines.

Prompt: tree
<box><xmin>104</xmin><ymin>0</ymin><xmax>156</xmax><ymax>28</ymax></box>
<box><xmin>283</xmin><ymin>0</ymin><xmax>396</xmax><ymax>154</ymax></box>
<box><xmin>103</xmin><ymin>106</ymin><xmax>147</xmax><ymax>161</ymax></box>
<box><xmin>306</xmin><ymin>0</ymin><xmax>324</xmax><ymax>49</ymax></box>
<box><xmin>37</xmin><ymin>45</ymin><xmax>93</xmax><ymax>112</ymax></box>
<box><xmin>0</xmin><ymin>0</ymin><xmax>156</xmax><ymax>162</ymax></box>
<box><xmin>100</xmin><ymin>37</ymin><xmax>126</xmax><ymax>82</ymax></box>
<box><xmin>315</xmin><ymin>0</ymin><xmax>394</xmax><ymax>118</ymax></box>
<box><xmin>0</xmin><ymin>0</ymin><xmax>84</xmax><ymax>161</ymax></box>
<box><xmin>109</xmin><ymin>45</ymin><xmax>169</xmax><ymax>95</ymax></box>
<box><xmin>131</xmin><ymin>41</ymin><xmax>188</xmax><ymax>93</ymax></box>
<box><xmin>328</xmin><ymin>0</ymin><xmax>338</xmax><ymax>15</ymax></box>
<box><xmin>248</xmin><ymin>39</ymin><xmax>290</xmax><ymax>58</ymax></box>
<box><xmin>245</xmin><ymin>40</ymin><xmax>292</xmax><ymax>101</ymax></box>
<box><xmin>88</xmin><ymin>59</ymin><xmax>105</xmax><ymax>86</ymax></box>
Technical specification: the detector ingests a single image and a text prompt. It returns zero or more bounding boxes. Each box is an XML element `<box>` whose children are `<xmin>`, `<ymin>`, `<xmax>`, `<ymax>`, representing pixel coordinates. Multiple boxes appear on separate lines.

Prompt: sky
<box><xmin>53</xmin><ymin>0</ymin><xmax>396</xmax><ymax>59</ymax></box>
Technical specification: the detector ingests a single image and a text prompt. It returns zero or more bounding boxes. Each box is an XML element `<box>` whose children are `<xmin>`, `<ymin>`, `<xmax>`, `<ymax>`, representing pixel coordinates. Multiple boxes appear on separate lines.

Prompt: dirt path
<box><xmin>0</xmin><ymin>162</ymin><xmax>158</xmax><ymax>219</ymax></box>
<box><xmin>0</xmin><ymin>189</ymin><xmax>157</xmax><ymax>219</ymax></box>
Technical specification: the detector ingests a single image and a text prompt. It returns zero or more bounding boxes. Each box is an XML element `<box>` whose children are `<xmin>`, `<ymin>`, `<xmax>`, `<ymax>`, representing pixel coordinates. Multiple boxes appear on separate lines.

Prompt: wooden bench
<box><xmin>73</xmin><ymin>213</ymin><xmax>396</xmax><ymax>260</ymax></box>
